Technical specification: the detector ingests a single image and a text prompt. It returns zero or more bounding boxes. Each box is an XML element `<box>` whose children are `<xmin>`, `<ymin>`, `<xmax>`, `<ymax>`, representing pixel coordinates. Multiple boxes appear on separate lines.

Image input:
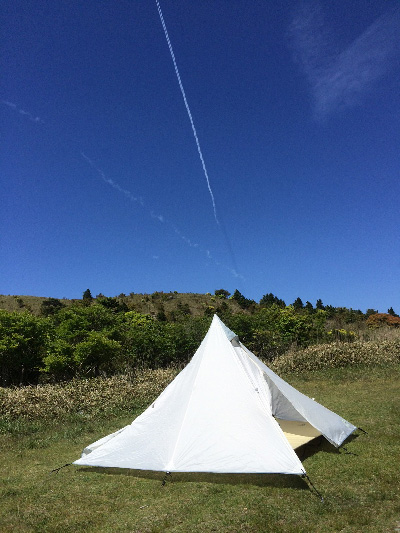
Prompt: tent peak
<box><xmin>211</xmin><ymin>314</ymin><xmax>238</xmax><ymax>342</ymax></box>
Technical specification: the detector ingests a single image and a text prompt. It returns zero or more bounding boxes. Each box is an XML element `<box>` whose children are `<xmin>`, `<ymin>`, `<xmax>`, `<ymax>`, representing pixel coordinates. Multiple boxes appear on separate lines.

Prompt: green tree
<box><xmin>316</xmin><ymin>299</ymin><xmax>324</xmax><ymax>310</ymax></box>
<box><xmin>156</xmin><ymin>304</ymin><xmax>167</xmax><ymax>322</ymax></box>
<box><xmin>245</xmin><ymin>306</ymin><xmax>327</xmax><ymax>359</ymax></box>
<box><xmin>232</xmin><ymin>290</ymin><xmax>255</xmax><ymax>310</ymax></box>
<box><xmin>42</xmin><ymin>337</ymin><xmax>75</xmax><ymax>380</ymax></box>
<box><xmin>73</xmin><ymin>332</ymin><xmax>122</xmax><ymax>376</ymax></box>
<box><xmin>259</xmin><ymin>293</ymin><xmax>285</xmax><ymax>308</ymax></box>
<box><xmin>214</xmin><ymin>289</ymin><xmax>231</xmax><ymax>299</ymax></box>
<box><xmin>42</xmin><ymin>304</ymin><xmax>123</xmax><ymax>379</ymax></box>
<box><xmin>276</xmin><ymin>306</ymin><xmax>325</xmax><ymax>347</ymax></box>
<box><xmin>97</xmin><ymin>296</ymin><xmax>128</xmax><ymax>313</ymax></box>
<box><xmin>292</xmin><ymin>297</ymin><xmax>304</xmax><ymax>310</ymax></box>
<box><xmin>305</xmin><ymin>301</ymin><xmax>314</xmax><ymax>313</ymax></box>
<box><xmin>0</xmin><ymin>310</ymin><xmax>51</xmax><ymax>385</ymax></box>
<box><xmin>53</xmin><ymin>304</ymin><xmax>120</xmax><ymax>343</ymax></box>
<box><xmin>388</xmin><ymin>307</ymin><xmax>399</xmax><ymax>317</ymax></box>
<box><xmin>40</xmin><ymin>298</ymin><xmax>65</xmax><ymax>317</ymax></box>
<box><xmin>176</xmin><ymin>301</ymin><xmax>191</xmax><ymax>317</ymax></box>
<box><xmin>121</xmin><ymin>314</ymin><xmax>209</xmax><ymax>370</ymax></box>
<box><xmin>82</xmin><ymin>289</ymin><xmax>93</xmax><ymax>301</ymax></box>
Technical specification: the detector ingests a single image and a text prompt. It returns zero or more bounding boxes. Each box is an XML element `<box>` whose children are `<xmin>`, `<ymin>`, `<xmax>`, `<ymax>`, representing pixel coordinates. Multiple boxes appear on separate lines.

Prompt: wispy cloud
<box><xmin>2</xmin><ymin>100</ymin><xmax>43</xmax><ymax>123</ymax></box>
<box><xmin>151</xmin><ymin>211</ymin><xmax>164</xmax><ymax>223</ymax></box>
<box><xmin>289</xmin><ymin>3</ymin><xmax>400</xmax><ymax>118</ymax></box>
<box><xmin>81</xmin><ymin>152</ymin><xmax>244</xmax><ymax>281</ymax></box>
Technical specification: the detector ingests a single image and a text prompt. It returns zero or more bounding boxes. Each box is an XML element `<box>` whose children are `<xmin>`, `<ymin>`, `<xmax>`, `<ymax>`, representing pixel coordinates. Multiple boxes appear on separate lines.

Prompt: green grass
<box><xmin>1</xmin><ymin>365</ymin><xmax>399</xmax><ymax>532</ymax></box>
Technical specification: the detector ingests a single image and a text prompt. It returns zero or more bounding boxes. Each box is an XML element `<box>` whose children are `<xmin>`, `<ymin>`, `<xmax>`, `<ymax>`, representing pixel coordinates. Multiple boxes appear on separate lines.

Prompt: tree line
<box><xmin>0</xmin><ymin>289</ymin><xmax>398</xmax><ymax>386</ymax></box>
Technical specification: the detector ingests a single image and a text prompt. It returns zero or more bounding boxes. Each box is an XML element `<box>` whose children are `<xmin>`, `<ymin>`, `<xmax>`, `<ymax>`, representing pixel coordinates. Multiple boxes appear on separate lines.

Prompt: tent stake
<box><xmin>161</xmin><ymin>471</ymin><xmax>171</xmax><ymax>486</ymax></box>
<box><xmin>50</xmin><ymin>463</ymin><xmax>72</xmax><ymax>474</ymax></box>
<box><xmin>302</xmin><ymin>473</ymin><xmax>324</xmax><ymax>502</ymax></box>
<box><xmin>341</xmin><ymin>445</ymin><xmax>357</xmax><ymax>456</ymax></box>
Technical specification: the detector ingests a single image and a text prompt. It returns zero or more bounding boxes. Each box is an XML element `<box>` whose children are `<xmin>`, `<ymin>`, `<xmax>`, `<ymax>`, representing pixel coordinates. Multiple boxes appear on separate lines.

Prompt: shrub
<box><xmin>327</xmin><ymin>329</ymin><xmax>357</xmax><ymax>342</ymax></box>
<box><xmin>204</xmin><ymin>305</ymin><xmax>215</xmax><ymax>317</ymax></box>
<box><xmin>366</xmin><ymin>313</ymin><xmax>400</xmax><ymax>328</ymax></box>
<box><xmin>269</xmin><ymin>340</ymin><xmax>400</xmax><ymax>374</ymax></box>
<box><xmin>73</xmin><ymin>332</ymin><xmax>122</xmax><ymax>376</ymax></box>
<box><xmin>40</xmin><ymin>298</ymin><xmax>65</xmax><ymax>317</ymax></box>
<box><xmin>0</xmin><ymin>311</ymin><xmax>51</xmax><ymax>386</ymax></box>
<box><xmin>214</xmin><ymin>289</ymin><xmax>230</xmax><ymax>299</ymax></box>
<box><xmin>0</xmin><ymin>370</ymin><xmax>178</xmax><ymax>421</ymax></box>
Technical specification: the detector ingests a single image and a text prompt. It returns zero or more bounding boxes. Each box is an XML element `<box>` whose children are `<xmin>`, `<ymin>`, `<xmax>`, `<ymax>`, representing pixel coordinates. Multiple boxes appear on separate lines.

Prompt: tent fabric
<box><xmin>239</xmin><ymin>343</ymin><xmax>356</xmax><ymax>447</ymax></box>
<box><xmin>74</xmin><ymin>315</ymin><xmax>356</xmax><ymax>474</ymax></box>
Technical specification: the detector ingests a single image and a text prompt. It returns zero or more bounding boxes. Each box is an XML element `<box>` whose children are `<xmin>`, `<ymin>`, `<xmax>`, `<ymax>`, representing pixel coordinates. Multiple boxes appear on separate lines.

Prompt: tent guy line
<box><xmin>156</xmin><ymin>0</ymin><xmax>219</xmax><ymax>225</ymax></box>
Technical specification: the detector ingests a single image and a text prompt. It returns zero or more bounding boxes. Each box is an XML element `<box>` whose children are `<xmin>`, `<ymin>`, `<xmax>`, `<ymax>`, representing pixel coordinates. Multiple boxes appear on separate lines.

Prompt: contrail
<box><xmin>2</xmin><ymin>99</ymin><xmax>43</xmax><ymax>123</ymax></box>
<box><xmin>81</xmin><ymin>152</ymin><xmax>244</xmax><ymax>281</ymax></box>
<box><xmin>81</xmin><ymin>152</ymin><xmax>140</xmax><ymax>204</ymax></box>
<box><xmin>155</xmin><ymin>0</ymin><xmax>219</xmax><ymax>225</ymax></box>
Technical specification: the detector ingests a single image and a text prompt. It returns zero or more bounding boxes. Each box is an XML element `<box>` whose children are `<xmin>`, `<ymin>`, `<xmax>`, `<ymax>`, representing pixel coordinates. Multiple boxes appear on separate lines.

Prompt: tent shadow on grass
<box><xmin>297</xmin><ymin>432</ymin><xmax>359</xmax><ymax>462</ymax></box>
<box><xmin>77</xmin><ymin>466</ymin><xmax>308</xmax><ymax>490</ymax></box>
<box><xmin>297</xmin><ymin>436</ymin><xmax>332</xmax><ymax>462</ymax></box>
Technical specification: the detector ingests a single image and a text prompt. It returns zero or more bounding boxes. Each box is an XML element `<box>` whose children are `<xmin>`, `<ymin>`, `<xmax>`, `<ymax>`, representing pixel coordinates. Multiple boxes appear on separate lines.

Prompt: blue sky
<box><xmin>1</xmin><ymin>0</ymin><xmax>399</xmax><ymax>312</ymax></box>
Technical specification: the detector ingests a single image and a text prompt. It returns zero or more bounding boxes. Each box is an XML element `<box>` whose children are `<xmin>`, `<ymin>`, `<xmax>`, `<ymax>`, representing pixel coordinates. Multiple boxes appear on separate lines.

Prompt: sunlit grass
<box><xmin>1</xmin><ymin>363</ymin><xmax>399</xmax><ymax>532</ymax></box>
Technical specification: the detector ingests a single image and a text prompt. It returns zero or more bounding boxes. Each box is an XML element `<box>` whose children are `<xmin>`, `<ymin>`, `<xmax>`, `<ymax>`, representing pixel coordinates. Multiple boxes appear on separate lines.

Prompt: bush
<box><xmin>237</xmin><ymin>306</ymin><xmax>327</xmax><ymax>359</ymax></box>
<box><xmin>269</xmin><ymin>340</ymin><xmax>400</xmax><ymax>374</ymax></box>
<box><xmin>42</xmin><ymin>305</ymin><xmax>123</xmax><ymax>379</ymax></box>
<box><xmin>40</xmin><ymin>298</ymin><xmax>65</xmax><ymax>317</ymax></box>
<box><xmin>0</xmin><ymin>311</ymin><xmax>51</xmax><ymax>386</ymax></box>
<box><xmin>366</xmin><ymin>313</ymin><xmax>400</xmax><ymax>328</ymax></box>
<box><xmin>214</xmin><ymin>289</ymin><xmax>230</xmax><ymax>299</ymax></box>
<box><xmin>327</xmin><ymin>329</ymin><xmax>357</xmax><ymax>342</ymax></box>
<box><xmin>122</xmin><ymin>317</ymin><xmax>209</xmax><ymax>369</ymax></box>
<box><xmin>73</xmin><ymin>332</ymin><xmax>122</xmax><ymax>376</ymax></box>
<box><xmin>0</xmin><ymin>370</ymin><xmax>178</xmax><ymax>421</ymax></box>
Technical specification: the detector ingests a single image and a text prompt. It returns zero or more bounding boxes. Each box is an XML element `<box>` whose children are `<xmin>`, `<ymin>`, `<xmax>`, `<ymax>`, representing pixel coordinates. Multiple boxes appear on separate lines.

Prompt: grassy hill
<box><xmin>0</xmin><ymin>294</ymin><xmax>51</xmax><ymax>315</ymax></box>
<box><xmin>0</xmin><ymin>292</ymin><xmax>245</xmax><ymax>317</ymax></box>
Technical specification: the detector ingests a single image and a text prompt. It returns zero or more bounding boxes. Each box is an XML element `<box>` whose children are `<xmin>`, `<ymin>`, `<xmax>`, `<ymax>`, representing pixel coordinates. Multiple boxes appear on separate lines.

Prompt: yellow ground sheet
<box><xmin>276</xmin><ymin>419</ymin><xmax>322</xmax><ymax>449</ymax></box>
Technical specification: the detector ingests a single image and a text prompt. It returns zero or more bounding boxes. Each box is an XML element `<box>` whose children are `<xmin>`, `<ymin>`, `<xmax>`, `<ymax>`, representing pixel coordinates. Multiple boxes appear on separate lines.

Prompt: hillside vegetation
<box><xmin>0</xmin><ymin>291</ymin><xmax>244</xmax><ymax>317</ymax></box>
<box><xmin>1</xmin><ymin>289</ymin><xmax>399</xmax><ymax>386</ymax></box>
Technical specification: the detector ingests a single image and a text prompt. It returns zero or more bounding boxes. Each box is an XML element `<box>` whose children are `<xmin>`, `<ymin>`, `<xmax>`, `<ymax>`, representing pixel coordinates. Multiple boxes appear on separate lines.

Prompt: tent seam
<box><xmin>165</xmin><ymin>331</ymin><xmax>211</xmax><ymax>471</ymax></box>
<box><xmin>238</xmin><ymin>344</ymin><xmax>305</xmax><ymax>467</ymax></box>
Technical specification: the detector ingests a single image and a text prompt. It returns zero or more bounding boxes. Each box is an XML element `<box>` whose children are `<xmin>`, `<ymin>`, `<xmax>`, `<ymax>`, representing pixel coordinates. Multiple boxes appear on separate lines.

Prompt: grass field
<box><xmin>1</xmin><ymin>365</ymin><xmax>399</xmax><ymax>532</ymax></box>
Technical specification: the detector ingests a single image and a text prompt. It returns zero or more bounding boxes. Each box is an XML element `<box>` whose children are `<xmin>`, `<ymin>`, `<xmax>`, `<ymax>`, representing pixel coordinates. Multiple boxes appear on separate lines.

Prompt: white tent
<box><xmin>74</xmin><ymin>315</ymin><xmax>356</xmax><ymax>475</ymax></box>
